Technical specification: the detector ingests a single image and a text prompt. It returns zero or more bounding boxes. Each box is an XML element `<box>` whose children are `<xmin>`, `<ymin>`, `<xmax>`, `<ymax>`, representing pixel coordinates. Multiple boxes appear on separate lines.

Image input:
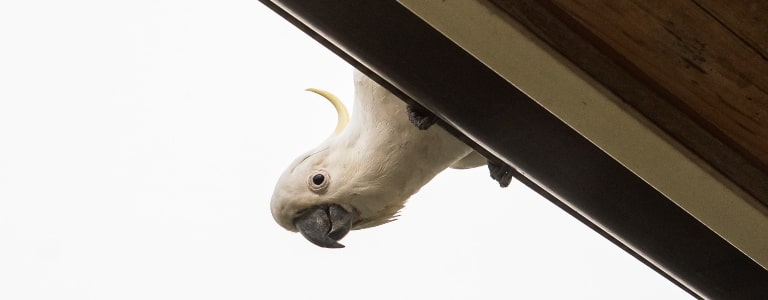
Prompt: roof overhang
<box><xmin>259</xmin><ymin>1</ymin><xmax>768</xmax><ymax>298</ymax></box>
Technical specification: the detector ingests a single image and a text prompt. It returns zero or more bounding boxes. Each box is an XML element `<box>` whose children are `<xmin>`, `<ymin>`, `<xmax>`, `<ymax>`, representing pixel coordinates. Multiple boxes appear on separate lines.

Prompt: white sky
<box><xmin>0</xmin><ymin>1</ymin><xmax>692</xmax><ymax>299</ymax></box>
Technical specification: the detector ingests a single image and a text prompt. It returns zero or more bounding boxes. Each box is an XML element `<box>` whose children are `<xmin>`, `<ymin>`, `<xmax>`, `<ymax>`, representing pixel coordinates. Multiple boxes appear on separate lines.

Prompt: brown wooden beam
<box><xmin>547</xmin><ymin>0</ymin><xmax>768</xmax><ymax>171</ymax></box>
<box><xmin>489</xmin><ymin>0</ymin><xmax>768</xmax><ymax>209</ymax></box>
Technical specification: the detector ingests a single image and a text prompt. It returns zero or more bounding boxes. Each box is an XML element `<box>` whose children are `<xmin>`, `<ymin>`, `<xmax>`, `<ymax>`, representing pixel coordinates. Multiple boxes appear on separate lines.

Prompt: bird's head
<box><xmin>270</xmin><ymin>88</ymin><xmax>403</xmax><ymax>248</ymax></box>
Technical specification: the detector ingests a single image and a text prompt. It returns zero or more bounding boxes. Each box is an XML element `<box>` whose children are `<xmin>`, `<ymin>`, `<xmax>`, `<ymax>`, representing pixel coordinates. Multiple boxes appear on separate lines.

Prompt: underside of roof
<box><xmin>259</xmin><ymin>1</ymin><xmax>768</xmax><ymax>298</ymax></box>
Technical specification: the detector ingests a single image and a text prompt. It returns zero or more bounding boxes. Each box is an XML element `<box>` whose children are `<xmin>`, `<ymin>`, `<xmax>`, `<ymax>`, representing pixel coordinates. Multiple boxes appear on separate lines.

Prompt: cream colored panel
<box><xmin>398</xmin><ymin>0</ymin><xmax>768</xmax><ymax>269</ymax></box>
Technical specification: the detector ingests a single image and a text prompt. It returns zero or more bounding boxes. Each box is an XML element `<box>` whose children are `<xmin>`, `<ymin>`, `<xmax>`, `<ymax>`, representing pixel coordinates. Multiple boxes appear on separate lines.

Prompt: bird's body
<box><xmin>271</xmin><ymin>70</ymin><xmax>485</xmax><ymax>247</ymax></box>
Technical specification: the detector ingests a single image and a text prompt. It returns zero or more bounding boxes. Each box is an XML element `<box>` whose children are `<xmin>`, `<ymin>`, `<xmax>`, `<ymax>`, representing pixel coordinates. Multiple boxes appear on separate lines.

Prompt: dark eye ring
<box><xmin>307</xmin><ymin>169</ymin><xmax>330</xmax><ymax>192</ymax></box>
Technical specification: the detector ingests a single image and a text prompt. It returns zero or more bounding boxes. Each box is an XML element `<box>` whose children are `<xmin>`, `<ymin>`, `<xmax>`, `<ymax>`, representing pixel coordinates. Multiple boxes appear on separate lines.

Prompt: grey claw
<box><xmin>488</xmin><ymin>160</ymin><xmax>515</xmax><ymax>188</ymax></box>
<box><xmin>407</xmin><ymin>105</ymin><xmax>439</xmax><ymax>130</ymax></box>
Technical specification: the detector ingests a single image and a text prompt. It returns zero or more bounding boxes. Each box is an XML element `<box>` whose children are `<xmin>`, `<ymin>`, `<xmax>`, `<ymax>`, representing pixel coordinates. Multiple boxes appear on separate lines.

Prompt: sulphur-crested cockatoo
<box><xmin>271</xmin><ymin>70</ymin><xmax>511</xmax><ymax>248</ymax></box>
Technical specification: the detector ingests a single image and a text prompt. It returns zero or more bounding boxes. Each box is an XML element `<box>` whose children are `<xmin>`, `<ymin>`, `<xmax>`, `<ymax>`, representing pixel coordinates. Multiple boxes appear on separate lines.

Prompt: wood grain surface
<box><xmin>490</xmin><ymin>0</ymin><xmax>768</xmax><ymax>207</ymax></box>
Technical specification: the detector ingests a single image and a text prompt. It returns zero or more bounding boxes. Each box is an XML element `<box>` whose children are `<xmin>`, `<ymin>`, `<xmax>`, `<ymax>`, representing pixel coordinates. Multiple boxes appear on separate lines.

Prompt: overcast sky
<box><xmin>0</xmin><ymin>1</ymin><xmax>692</xmax><ymax>299</ymax></box>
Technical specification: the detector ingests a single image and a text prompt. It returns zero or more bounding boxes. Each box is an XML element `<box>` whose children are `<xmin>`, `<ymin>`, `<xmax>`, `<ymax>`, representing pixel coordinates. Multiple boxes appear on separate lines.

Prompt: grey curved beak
<box><xmin>294</xmin><ymin>204</ymin><xmax>353</xmax><ymax>248</ymax></box>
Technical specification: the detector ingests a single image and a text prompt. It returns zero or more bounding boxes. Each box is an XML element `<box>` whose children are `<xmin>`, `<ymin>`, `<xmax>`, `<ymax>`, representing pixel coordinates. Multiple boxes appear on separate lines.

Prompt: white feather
<box><xmin>271</xmin><ymin>70</ymin><xmax>482</xmax><ymax>233</ymax></box>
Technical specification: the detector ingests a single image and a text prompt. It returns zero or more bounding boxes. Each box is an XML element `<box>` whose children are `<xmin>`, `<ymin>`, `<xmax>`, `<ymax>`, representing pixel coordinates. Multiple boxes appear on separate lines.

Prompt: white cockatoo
<box><xmin>271</xmin><ymin>70</ymin><xmax>510</xmax><ymax>248</ymax></box>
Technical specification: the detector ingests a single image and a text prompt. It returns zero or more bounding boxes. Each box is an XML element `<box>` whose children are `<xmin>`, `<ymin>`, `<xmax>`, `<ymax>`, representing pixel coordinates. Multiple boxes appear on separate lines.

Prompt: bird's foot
<box><xmin>488</xmin><ymin>160</ymin><xmax>515</xmax><ymax>188</ymax></box>
<box><xmin>407</xmin><ymin>104</ymin><xmax>438</xmax><ymax>130</ymax></box>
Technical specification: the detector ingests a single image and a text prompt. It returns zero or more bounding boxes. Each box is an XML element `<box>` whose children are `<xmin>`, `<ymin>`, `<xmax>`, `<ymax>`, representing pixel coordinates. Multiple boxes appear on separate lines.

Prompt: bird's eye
<box><xmin>312</xmin><ymin>174</ymin><xmax>325</xmax><ymax>185</ymax></box>
<box><xmin>307</xmin><ymin>169</ymin><xmax>330</xmax><ymax>192</ymax></box>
